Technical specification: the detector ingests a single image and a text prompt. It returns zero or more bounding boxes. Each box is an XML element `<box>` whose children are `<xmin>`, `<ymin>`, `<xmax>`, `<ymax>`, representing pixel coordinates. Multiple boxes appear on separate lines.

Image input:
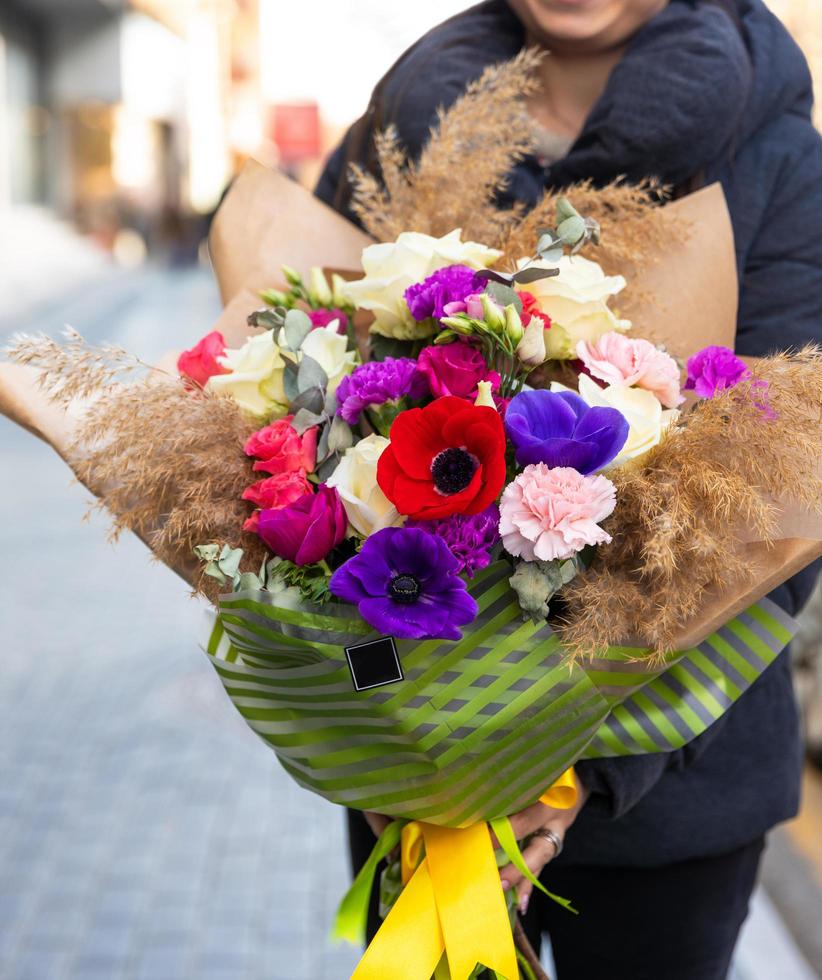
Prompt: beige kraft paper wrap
<box><xmin>2</xmin><ymin>159</ymin><xmax>820</xmax><ymax>649</ymax></box>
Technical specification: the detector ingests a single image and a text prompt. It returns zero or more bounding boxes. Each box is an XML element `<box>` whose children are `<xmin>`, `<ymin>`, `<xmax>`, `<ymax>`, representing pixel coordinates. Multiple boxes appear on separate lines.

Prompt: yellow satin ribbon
<box><xmin>351</xmin><ymin>768</ymin><xmax>578</xmax><ymax>980</ymax></box>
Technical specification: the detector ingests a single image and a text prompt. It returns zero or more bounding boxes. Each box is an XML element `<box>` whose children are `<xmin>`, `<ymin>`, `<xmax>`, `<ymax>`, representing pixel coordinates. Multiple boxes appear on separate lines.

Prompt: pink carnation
<box><xmin>576</xmin><ymin>333</ymin><xmax>683</xmax><ymax>408</ymax></box>
<box><xmin>442</xmin><ymin>292</ymin><xmax>502</xmax><ymax>320</ymax></box>
<box><xmin>244</xmin><ymin>416</ymin><xmax>317</xmax><ymax>475</ymax></box>
<box><xmin>499</xmin><ymin>464</ymin><xmax>616</xmax><ymax>562</ymax></box>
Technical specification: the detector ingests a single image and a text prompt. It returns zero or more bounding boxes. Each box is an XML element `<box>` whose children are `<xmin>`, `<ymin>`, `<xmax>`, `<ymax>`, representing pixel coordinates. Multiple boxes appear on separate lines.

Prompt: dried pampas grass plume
<box><xmin>557</xmin><ymin>346</ymin><xmax>822</xmax><ymax>659</ymax></box>
<box><xmin>5</xmin><ymin>331</ymin><xmax>265</xmax><ymax>600</ymax></box>
<box><xmin>349</xmin><ymin>48</ymin><xmax>543</xmax><ymax>243</ymax></box>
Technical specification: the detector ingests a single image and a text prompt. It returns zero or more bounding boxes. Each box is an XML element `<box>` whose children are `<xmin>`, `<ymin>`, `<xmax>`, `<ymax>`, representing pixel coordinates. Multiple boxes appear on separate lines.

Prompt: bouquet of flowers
<box><xmin>3</xmin><ymin>53</ymin><xmax>822</xmax><ymax>980</ymax></box>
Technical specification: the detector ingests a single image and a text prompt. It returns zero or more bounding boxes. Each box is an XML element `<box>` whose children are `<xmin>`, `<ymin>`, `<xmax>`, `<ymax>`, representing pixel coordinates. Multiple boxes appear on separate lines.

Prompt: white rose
<box><xmin>325</xmin><ymin>434</ymin><xmax>404</xmax><ymax>537</ymax></box>
<box><xmin>553</xmin><ymin>374</ymin><xmax>679</xmax><ymax>466</ymax></box>
<box><xmin>521</xmin><ymin>255</ymin><xmax>631</xmax><ymax>360</ymax></box>
<box><xmin>299</xmin><ymin>324</ymin><xmax>358</xmax><ymax>394</ymax></box>
<box><xmin>206</xmin><ymin>331</ymin><xmax>287</xmax><ymax>418</ymax></box>
<box><xmin>342</xmin><ymin>229</ymin><xmax>502</xmax><ymax>340</ymax></box>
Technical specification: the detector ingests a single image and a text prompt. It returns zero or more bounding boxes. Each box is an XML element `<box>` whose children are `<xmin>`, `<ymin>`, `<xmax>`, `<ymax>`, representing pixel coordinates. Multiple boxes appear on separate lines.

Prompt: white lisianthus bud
<box><xmin>480</xmin><ymin>293</ymin><xmax>506</xmax><ymax>334</ymax></box>
<box><xmin>331</xmin><ymin>273</ymin><xmax>349</xmax><ymax>307</ymax></box>
<box><xmin>308</xmin><ymin>266</ymin><xmax>333</xmax><ymax>305</ymax></box>
<box><xmin>516</xmin><ymin>318</ymin><xmax>548</xmax><ymax>367</ymax></box>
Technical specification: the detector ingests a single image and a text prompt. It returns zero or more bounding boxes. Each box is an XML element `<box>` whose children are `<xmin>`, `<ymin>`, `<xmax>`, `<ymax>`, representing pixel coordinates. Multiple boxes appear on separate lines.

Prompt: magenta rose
<box><xmin>684</xmin><ymin>345</ymin><xmax>750</xmax><ymax>399</ymax></box>
<box><xmin>416</xmin><ymin>341</ymin><xmax>501</xmax><ymax>399</ymax></box>
<box><xmin>309</xmin><ymin>308</ymin><xmax>349</xmax><ymax>334</ymax></box>
<box><xmin>256</xmin><ymin>484</ymin><xmax>347</xmax><ymax>566</ymax></box>
<box><xmin>177</xmin><ymin>331</ymin><xmax>229</xmax><ymax>387</ymax></box>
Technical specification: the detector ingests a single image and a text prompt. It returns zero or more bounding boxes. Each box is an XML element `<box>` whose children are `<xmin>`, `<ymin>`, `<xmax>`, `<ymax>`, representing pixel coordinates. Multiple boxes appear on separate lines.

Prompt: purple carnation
<box><xmin>684</xmin><ymin>345</ymin><xmax>751</xmax><ymax>399</ymax></box>
<box><xmin>336</xmin><ymin>357</ymin><xmax>427</xmax><ymax>425</ymax></box>
<box><xmin>408</xmin><ymin>506</ymin><xmax>500</xmax><ymax>577</ymax></box>
<box><xmin>404</xmin><ymin>265</ymin><xmax>482</xmax><ymax>322</ymax></box>
<box><xmin>329</xmin><ymin>526</ymin><xmax>478</xmax><ymax>640</ymax></box>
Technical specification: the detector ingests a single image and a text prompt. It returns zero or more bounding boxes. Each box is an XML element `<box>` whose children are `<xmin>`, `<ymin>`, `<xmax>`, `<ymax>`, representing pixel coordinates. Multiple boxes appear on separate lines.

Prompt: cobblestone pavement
<box><xmin>1</xmin><ymin>264</ymin><xmax>817</xmax><ymax>980</ymax></box>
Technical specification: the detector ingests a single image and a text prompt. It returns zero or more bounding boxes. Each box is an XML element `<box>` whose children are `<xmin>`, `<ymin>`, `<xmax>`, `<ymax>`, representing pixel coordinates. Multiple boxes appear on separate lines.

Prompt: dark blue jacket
<box><xmin>316</xmin><ymin>0</ymin><xmax>822</xmax><ymax>865</ymax></box>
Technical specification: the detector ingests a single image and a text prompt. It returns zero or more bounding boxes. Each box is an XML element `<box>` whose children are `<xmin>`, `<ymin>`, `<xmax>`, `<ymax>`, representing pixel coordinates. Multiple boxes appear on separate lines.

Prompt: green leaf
<box><xmin>316</xmin><ymin>452</ymin><xmax>341</xmax><ymax>482</ymax></box>
<box><xmin>512</xmin><ymin>266</ymin><xmax>560</xmax><ymax>284</ymax></box>
<box><xmin>290</xmin><ymin>386</ymin><xmax>325</xmax><ymax>416</ymax></box>
<box><xmin>247</xmin><ymin>308</ymin><xmax>285</xmax><ymax>331</ymax></box>
<box><xmin>485</xmin><ymin>281</ymin><xmax>522</xmax><ymax>313</ymax></box>
<box><xmin>291</xmin><ymin>407</ymin><xmax>325</xmax><ymax>433</ymax></box>
<box><xmin>368</xmin><ymin>334</ymin><xmax>417</xmax><ymax>362</ymax></box>
<box><xmin>297</xmin><ymin>354</ymin><xmax>328</xmax><ymax>393</ymax></box>
<box><xmin>327</xmin><ymin>415</ymin><xmax>353</xmax><ymax>454</ymax></box>
<box><xmin>283</xmin><ymin>309</ymin><xmax>312</xmax><ymax>351</ymax></box>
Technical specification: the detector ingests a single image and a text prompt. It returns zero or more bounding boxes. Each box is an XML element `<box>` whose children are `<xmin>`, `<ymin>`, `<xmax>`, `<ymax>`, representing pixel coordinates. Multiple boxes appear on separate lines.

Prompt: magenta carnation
<box><xmin>684</xmin><ymin>345</ymin><xmax>750</xmax><ymax>399</ymax></box>
<box><xmin>416</xmin><ymin>341</ymin><xmax>500</xmax><ymax>399</ymax></box>
<box><xmin>309</xmin><ymin>308</ymin><xmax>349</xmax><ymax>334</ymax></box>
<box><xmin>405</xmin><ymin>265</ymin><xmax>482</xmax><ymax>322</ymax></box>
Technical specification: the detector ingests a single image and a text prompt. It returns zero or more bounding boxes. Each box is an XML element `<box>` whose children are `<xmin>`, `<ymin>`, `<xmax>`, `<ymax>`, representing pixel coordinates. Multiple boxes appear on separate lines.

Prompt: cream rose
<box><xmin>300</xmin><ymin>324</ymin><xmax>358</xmax><ymax>394</ymax></box>
<box><xmin>520</xmin><ymin>255</ymin><xmax>631</xmax><ymax>360</ymax></box>
<box><xmin>206</xmin><ymin>331</ymin><xmax>287</xmax><ymax>418</ymax></box>
<box><xmin>553</xmin><ymin>374</ymin><xmax>679</xmax><ymax>466</ymax></box>
<box><xmin>325</xmin><ymin>434</ymin><xmax>404</xmax><ymax>536</ymax></box>
<box><xmin>342</xmin><ymin>229</ymin><xmax>502</xmax><ymax>340</ymax></box>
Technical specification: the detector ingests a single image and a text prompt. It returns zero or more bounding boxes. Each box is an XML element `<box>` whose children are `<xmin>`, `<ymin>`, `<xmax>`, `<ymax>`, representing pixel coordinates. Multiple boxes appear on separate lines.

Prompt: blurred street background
<box><xmin>1</xmin><ymin>1</ymin><xmax>822</xmax><ymax>978</ymax></box>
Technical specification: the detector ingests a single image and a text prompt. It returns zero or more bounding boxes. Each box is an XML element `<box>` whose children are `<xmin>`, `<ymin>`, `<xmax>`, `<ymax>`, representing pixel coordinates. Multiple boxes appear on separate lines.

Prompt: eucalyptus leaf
<box><xmin>238</xmin><ymin>571</ymin><xmax>263</xmax><ymax>591</ymax></box>
<box><xmin>511</xmin><ymin>266</ymin><xmax>560</xmax><ymax>284</ymax></box>
<box><xmin>536</xmin><ymin>231</ymin><xmax>559</xmax><ymax>254</ymax></box>
<box><xmin>289</xmin><ymin>386</ymin><xmax>325</xmax><ymax>416</ymax></box>
<box><xmin>555</xmin><ymin>196</ymin><xmax>579</xmax><ymax>224</ymax></box>
<box><xmin>194</xmin><ymin>543</ymin><xmax>220</xmax><ymax>562</ymax></box>
<box><xmin>509</xmin><ymin>559</ymin><xmax>573</xmax><ymax>622</ymax></box>
<box><xmin>475</xmin><ymin>268</ymin><xmax>516</xmax><ymax>286</ymax></box>
<box><xmin>217</xmin><ymin>544</ymin><xmax>244</xmax><ymax>581</ymax></box>
<box><xmin>247</xmin><ymin>308</ymin><xmax>285</xmax><ymax>331</ymax></box>
<box><xmin>327</xmin><ymin>415</ymin><xmax>354</xmax><ymax>454</ymax></box>
<box><xmin>557</xmin><ymin>214</ymin><xmax>586</xmax><ymax>247</ymax></box>
<box><xmin>283</xmin><ymin>309</ymin><xmax>312</xmax><ymax>351</ymax></box>
<box><xmin>316</xmin><ymin>422</ymin><xmax>331</xmax><ymax>463</ymax></box>
<box><xmin>283</xmin><ymin>359</ymin><xmax>300</xmax><ymax>402</ymax></box>
<box><xmin>537</xmin><ymin>244</ymin><xmax>564</xmax><ymax>264</ymax></box>
<box><xmin>291</xmin><ymin>407</ymin><xmax>326</xmax><ymax>434</ymax></box>
<box><xmin>316</xmin><ymin>452</ymin><xmax>341</xmax><ymax>481</ymax></box>
<box><xmin>297</xmin><ymin>354</ymin><xmax>328</xmax><ymax>393</ymax></box>
<box><xmin>485</xmin><ymin>281</ymin><xmax>522</xmax><ymax>313</ymax></box>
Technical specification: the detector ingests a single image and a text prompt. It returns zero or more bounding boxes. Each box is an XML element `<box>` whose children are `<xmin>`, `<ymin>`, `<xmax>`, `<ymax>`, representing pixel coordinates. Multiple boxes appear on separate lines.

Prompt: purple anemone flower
<box><xmin>404</xmin><ymin>265</ymin><xmax>483</xmax><ymax>322</ymax></box>
<box><xmin>335</xmin><ymin>357</ymin><xmax>428</xmax><ymax>425</ymax></box>
<box><xmin>505</xmin><ymin>389</ymin><xmax>629</xmax><ymax>474</ymax></box>
<box><xmin>408</xmin><ymin>506</ymin><xmax>500</xmax><ymax>577</ymax></box>
<box><xmin>329</xmin><ymin>526</ymin><xmax>478</xmax><ymax>640</ymax></box>
<box><xmin>684</xmin><ymin>345</ymin><xmax>750</xmax><ymax>399</ymax></box>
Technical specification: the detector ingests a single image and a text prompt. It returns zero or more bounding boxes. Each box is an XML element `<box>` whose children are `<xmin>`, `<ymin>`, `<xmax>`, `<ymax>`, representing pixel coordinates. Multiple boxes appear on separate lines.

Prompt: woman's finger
<box><xmin>517</xmin><ymin>878</ymin><xmax>534</xmax><ymax>915</ymax></box>
<box><xmin>499</xmin><ymin>830</ymin><xmax>561</xmax><ymax>891</ymax></box>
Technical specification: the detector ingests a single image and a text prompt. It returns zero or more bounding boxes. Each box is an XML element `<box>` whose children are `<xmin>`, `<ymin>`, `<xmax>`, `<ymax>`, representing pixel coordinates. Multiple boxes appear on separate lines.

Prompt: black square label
<box><xmin>344</xmin><ymin>637</ymin><xmax>403</xmax><ymax>692</ymax></box>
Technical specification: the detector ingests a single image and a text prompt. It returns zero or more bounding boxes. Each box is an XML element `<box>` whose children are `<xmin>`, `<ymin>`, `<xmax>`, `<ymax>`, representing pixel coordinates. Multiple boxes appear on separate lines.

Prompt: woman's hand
<box><xmin>496</xmin><ymin>780</ymin><xmax>589</xmax><ymax>915</ymax></box>
<box><xmin>364</xmin><ymin>810</ymin><xmax>391</xmax><ymax>838</ymax></box>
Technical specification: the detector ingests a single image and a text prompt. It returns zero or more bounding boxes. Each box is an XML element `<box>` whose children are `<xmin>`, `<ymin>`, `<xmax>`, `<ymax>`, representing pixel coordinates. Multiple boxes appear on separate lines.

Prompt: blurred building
<box><xmin>0</xmin><ymin>0</ymin><xmax>262</xmax><ymax>260</ymax></box>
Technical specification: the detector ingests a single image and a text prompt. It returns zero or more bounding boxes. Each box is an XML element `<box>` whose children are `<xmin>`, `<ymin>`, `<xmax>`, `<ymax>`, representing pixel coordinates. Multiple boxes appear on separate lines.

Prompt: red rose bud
<box><xmin>377</xmin><ymin>396</ymin><xmax>507</xmax><ymax>521</ymax></box>
<box><xmin>177</xmin><ymin>331</ymin><xmax>229</xmax><ymax>387</ymax></box>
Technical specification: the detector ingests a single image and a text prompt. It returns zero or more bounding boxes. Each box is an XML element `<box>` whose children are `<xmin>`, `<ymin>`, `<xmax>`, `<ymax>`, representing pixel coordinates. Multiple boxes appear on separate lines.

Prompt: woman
<box><xmin>316</xmin><ymin>1</ymin><xmax>822</xmax><ymax>977</ymax></box>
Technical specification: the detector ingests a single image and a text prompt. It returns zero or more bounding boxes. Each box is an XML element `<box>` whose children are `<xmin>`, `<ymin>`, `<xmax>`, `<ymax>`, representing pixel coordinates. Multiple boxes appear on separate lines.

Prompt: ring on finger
<box><xmin>531</xmin><ymin>827</ymin><xmax>563</xmax><ymax>858</ymax></box>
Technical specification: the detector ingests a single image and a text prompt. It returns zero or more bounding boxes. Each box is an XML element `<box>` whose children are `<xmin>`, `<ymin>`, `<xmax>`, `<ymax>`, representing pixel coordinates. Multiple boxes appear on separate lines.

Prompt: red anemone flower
<box><xmin>376</xmin><ymin>396</ymin><xmax>507</xmax><ymax>520</ymax></box>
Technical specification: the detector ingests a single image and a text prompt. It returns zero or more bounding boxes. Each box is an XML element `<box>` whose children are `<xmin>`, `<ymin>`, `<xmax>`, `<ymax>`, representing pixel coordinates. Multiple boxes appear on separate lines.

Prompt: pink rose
<box><xmin>309</xmin><ymin>308</ymin><xmax>349</xmax><ymax>334</ymax></box>
<box><xmin>417</xmin><ymin>341</ymin><xmax>501</xmax><ymax>399</ymax></box>
<box><xmin>244</xmin><ymin>416</ymin><xmax>317</xmax><ymax>475</ymax></box>
<box><xmin>243</xmin><ymin>471</ymin><xmax>312</xmax><ymax>510</ymax></box>
<box><xmin>499</xmin><ymin>463</ymin><xmax>616</xmax><ymax>562</ymax></box>
<box><xmin>257</xmin><ymin>484</ymin><xmax>348</xmax><ymax>566</ymax></box>
<box><xmin>177</xmin><ymin>331</ymin><xmax>229</xmax><ymax>387</ymax></box>
<box><xmin>576</xmin><ymin>333</ymin><xmax>683</xmax><ymax>409</ymax></box>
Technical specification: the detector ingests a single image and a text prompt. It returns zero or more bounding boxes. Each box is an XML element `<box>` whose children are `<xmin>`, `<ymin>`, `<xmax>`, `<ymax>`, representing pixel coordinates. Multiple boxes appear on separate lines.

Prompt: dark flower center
<box><xmin>389</xmin><ymin>574</ymin><xmax>421</xmax><ymax>604</ymax></box>
<box><xmin>431</xmin><ymin>447</ymin><xmax>478</xmax><ymax>496</ymax></box>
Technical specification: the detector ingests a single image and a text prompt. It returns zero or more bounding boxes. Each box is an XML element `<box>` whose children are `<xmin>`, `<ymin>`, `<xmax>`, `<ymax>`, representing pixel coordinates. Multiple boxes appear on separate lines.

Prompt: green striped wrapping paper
<box><xmin>202</xmin><ymin>561</ymin><xmax>797</xmax><ymax>827</ymax></box>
